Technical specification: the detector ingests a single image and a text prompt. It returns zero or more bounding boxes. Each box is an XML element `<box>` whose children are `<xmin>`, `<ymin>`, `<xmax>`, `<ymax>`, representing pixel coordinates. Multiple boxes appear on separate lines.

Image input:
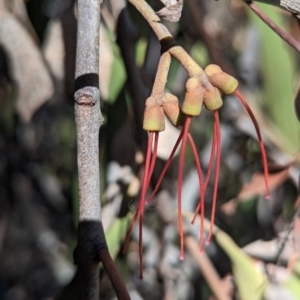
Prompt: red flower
<box><xmin>123</xmin><ymin>64</ymin><xmax>270</xmax><ymax>279</ymax></box>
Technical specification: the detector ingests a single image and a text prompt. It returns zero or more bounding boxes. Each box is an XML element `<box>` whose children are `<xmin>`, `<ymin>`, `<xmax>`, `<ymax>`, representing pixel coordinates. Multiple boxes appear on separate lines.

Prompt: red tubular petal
<box><xmin>138</xmin><ymin>132</ymin><xmax>154</xmax><ymax>278</ymax></box>
<box><xmin>122</xmin><ymin>132</ymin><xmax>154</xmax><ymax>279</ymax></box>
<box><xmin>204</xmin><ymin>121</ymin><xmax>218</xmax><ymax>191</ymax></box>
<box><xmin>146</xmin><ymin>130</ymin><xmax>184</xmax><ymax>205</ymax></box>
<box><xmin>192</xmin><ymin>120</ymin><xmax>217</xmax><ymax>224</ymax></box>
<box><xmin>206</xmin><ymin>111</ymin><xmax>221</xmax><ymax>244</ymax></box>
<box><xmin>188</xmin><ymin>133</ymin><xmax>205</xmax><ymax>252</ymax></box>
<box><xmin>234</xmin><ymin>90</ymin><xmax>270</xmax><ymax>199</ymax></box>
<box><xmin>146</xmin><ymin>132</ymin><xmax>159</xmax><ymax>188</ymax></box>
<box><xmin>178</xmin><ymin>117</ymin><xmax>192</xmax><ymax>260</ymax></box>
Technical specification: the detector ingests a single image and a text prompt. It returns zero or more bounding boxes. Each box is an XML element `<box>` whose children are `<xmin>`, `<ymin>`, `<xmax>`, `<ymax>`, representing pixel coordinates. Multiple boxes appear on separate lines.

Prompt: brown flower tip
<box><xmin>182</xmin><ymin>78</ymin><xmax>204</xmax><ymax>116</ymax></box>
<box><xmin>163</xmin><ymin>93</ymin><xmax>185</xmax><ymax>127</ymax></box>
<box><xmin>143</xmin><ymin>105</ymin><xmax>165</xmax><ymax>132</ymax></box>
<box><xmin>205</xmin><ymin>64</ymin><xmax>238</xmax><ymax>95</ymax></box>
<box><xmin>210</xmin><ymin>73</ymin><xmax>238</xmax><ymax>95</ymax></box>
<box><xmin>203</xmin><ymin>88</ymin><xmax>223</xmax><ymax>111</ymax></box>
<box><xmin>205</xmin><ymin>64</ymin><xmax>222</xmax><ymax>77</ymax></box>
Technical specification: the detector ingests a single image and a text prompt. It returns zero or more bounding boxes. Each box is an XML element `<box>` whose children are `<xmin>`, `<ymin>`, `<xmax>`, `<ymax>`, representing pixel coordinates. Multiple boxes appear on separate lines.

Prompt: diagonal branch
<box><xmin>127</xmin><ymin>0</ymin><xmax>214</xmax><ymax>90</ymax></box>
<box><xmin>245</xmin><ymin>1</ymin><xmax>300</xmax><ymax>53</ymax></box>
<box><xmin>250</xmin><ymin>0</ymin><xmax>300</xmax><ymax>16</ymax></box>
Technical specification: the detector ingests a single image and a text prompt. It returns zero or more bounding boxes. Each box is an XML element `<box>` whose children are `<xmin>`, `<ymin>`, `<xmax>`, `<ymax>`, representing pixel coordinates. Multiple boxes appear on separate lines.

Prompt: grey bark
<box><xmin>75</xmin><ymin>0</ymin><xmax>102</xmax><ymax>222</ymax></box>
<box><xmin>74</xmin><ymin>1</ymin><xmax>104</xmax><ymax>299</ymax></box>
<box><xmin>74</xmin><ymin>2</ymin><xmax>130</xmax><ymax>299</ymax></box>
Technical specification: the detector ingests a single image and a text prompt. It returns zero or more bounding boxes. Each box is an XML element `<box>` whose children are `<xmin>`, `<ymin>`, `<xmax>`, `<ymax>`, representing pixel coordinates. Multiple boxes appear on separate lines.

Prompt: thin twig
<box><xmin>152</xmin><ymin>52</ymin><xmax>171</xmax><ymax>100</ymax></box>
<box><xmin>99</xmin><ymin>249</ymin><xmax>131</xmax><ymax>300</ymax></box>
<box><xmin>274</xmin><ymin>206</ymin><xmax>300</xmax><ymax>263</ymax></box>
<box><xmin>246</xmin><ymin>1</ymin><xmax>300</xmax><ymax>53</ymax></box>
<box><xmin>127</xmin><ymin>0</ymin><xmax>214</xmax><ymax>90</ymax></box>
<box><xmin>251</xmin><ymin>0</ymin><xmax>300</xmax><ymax>17</ymax></box>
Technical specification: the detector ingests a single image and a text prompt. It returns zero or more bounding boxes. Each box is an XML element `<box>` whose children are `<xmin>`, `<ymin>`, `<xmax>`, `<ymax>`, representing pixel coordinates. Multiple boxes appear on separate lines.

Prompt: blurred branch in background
<box><xmin>251</xmin><ymin>0</ymin><xmax>300</xmax><ymax>17</ymax></box>
<box><xmin>244</xmin><ymin>1</ymin><xmax>300</xmax><ymax>52</ymax></box>
<box><xmin>0</xmin><ymin>0</ymin><xmax>54</xmax><ymax>122</ymax></box>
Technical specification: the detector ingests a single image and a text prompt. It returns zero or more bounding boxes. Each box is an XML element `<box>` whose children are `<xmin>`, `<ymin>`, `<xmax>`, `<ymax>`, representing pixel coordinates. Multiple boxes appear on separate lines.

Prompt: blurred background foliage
<box><xmin>0</xmin><ymin>0</ymin><xmax>299</xmax><ymax>299</ymax></box>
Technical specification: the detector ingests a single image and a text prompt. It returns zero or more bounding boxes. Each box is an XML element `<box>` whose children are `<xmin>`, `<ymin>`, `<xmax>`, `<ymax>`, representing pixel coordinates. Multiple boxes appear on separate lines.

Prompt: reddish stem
<box><xmin>122</xmin><ymin>132</ymin><xmax>154</xmax><ymax>279</ymax></box>
<box><xmin>247</xmin><ymin>2</ymin><xmax>300</xmax><ymax>53</ymax></box>
<box><xmin>192</xmin><ymin>120</ymin><xmax>217</xmax><ymax>224</ymax></box>
<box><xmin>206</xmin><ymin>111</ymin><xmax>221</xmax><ymax>244</ymax></box>
<box><xmin>145</xmin><ymin>130</ymin><xmax>184</xmax><ymax>205</ymax></box>
<box><xmin>146</xmin><ymin>132</ymin><xmax>159</xmax><ymax>188</ymax></box>
<box><xmin>187</xmin><ymin>133</ymin><xmax>205</xmax><ymax>252</ymax></box>
<box><xmin>138</xmin><ymin>132</ymin><xmax>154</xmax><ymax>278</ymax></box>
<box><xmin>178</xmin><ymin>117</ymin><xmax>192</xmax><ymax>260</ymax></box>
<box><xmin>99</xmin><ymin>249</ymin><xmax>131</xmax><ymax>300</ymax></box>
<box><xmin>234</xmin><ymin>90</ymin><xmax>270</xmax><ymax>199</ymax></box>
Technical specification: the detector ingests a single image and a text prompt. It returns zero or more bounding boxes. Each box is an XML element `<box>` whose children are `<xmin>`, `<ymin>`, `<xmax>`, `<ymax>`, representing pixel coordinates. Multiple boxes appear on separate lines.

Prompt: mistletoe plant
<box><xmin>122</xmin><ymin>47</ymin><xmax>270</xmax><ymax>279</ymax></box>
<box><xmin>118</xmin><ymin>0</ymin><xmax>278</xmax><ymax>280</ymax></box>
<box><xmin>72</xmin><ymin>0</ymin><xmax>300</xmax><ymax>298</ymax></box>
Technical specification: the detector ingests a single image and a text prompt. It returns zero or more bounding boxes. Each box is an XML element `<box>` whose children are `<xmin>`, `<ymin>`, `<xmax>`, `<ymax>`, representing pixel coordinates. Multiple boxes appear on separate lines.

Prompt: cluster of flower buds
<box><xmin>123</xmin><ymin>62</ymin><xmax>270</xmax><ymax>279</ymax></box>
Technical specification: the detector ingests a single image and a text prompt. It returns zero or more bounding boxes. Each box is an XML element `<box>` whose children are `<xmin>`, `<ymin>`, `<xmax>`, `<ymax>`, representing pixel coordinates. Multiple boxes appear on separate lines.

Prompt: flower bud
<box><xmin>182</xmin><ymin>78</ymin><xmax>203</xmax><ymax>116</ymax></box>
<box><xmin>205</xmin><ymin>64</ymin><xmax>222</xmax><ymax>77</ymax></box>
<box><xmin>210</xmin><ymin>73</ymin><xmax>238</xmax><ymax>95</ymax></box>
<box><xmin>205</xmin><ymin>64</ymin><xmax>238</xmax><ymax>95</ymax></box>
<box><xmin>163</xmin><ymin>93</ymin><xmax>185</xmax><ymax>127</ymax></box>
<box><xmin>203</xmin><ymin>88</ymin><xmax>223</xmax><ymax>111</ymax></box>
<box><xmin>143</xmin><ymin>97</ymin><xmax>165</xmax><ymax>131</ymax></box>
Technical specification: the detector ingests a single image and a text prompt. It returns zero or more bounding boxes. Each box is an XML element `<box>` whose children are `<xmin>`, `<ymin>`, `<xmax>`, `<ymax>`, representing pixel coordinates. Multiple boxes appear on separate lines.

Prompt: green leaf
<box><xmin>106</xmin><ymin>217</ymin><xmax>129</xmax><ymax>259</ymax></box>
<box><xmin>249</xmin><ymin>4</ymin><xmax>300</xmax><ymax>153</ymax></box>
<box><xmin>190</xmin><ymin>42</ymin><xmax>209</xmax><ymax>67</ymax></box>
<box><xmin>107</xmin><ymin>51</ymin><xmax>127</xmax><ymax>104</ymax></box>
<box><xmin>105</xmin><ymin>29</ymin><xmax>127</xmax><ymax>104</ymax></box>
<box><xmin>135</xmin><ymin>38</ymin><xmax>148</xmax><ymax>67</ymax></box>
<box><xmin>215</xmin><ymin>229</ymin><xmax>267</xmax><ymax>300</ymax></box>
<box><xmin>284</xmin><ymin>261</ymin><xmax>300</xmax><ymax>299</ymax></box>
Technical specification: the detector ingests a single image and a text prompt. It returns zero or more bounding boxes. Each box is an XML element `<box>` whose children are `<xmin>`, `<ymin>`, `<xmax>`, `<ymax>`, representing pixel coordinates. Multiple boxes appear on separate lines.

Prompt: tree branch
<box><xmin>251</xmin><ymin>0</ymin><xmax>300</xmax><ymax>16</ymax></box>
<box><xmin>74</xmin><ymin>1</ymin><xmax>105</xmax><ymax>298</ymax></box>
<box><xmin>74</xmin><ymin>1</ymin><xmax>130</xmax><ymax>299</ymax></box>
<box><xmin>75</xmin><ymin>0</ymin><xmax>102</xmax><ymax>224</ymax></box>
<box><xmin>127</xmin><ymin>0</ymin><xmax>215</xmax><ymax>91</ymax></box>
<box><xmin>246</xmin><ymin>1</ymin><xmax>300</xmax><ymax>53</ymax></box>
